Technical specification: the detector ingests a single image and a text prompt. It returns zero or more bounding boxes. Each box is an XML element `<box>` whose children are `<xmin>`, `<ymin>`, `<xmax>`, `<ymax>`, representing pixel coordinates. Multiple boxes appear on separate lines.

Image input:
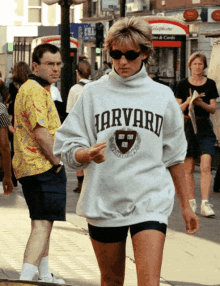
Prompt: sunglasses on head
<box><xmin>109</xmin><ymin>50</ymin><xmax>141</xmax><ymax>61</ymax></box>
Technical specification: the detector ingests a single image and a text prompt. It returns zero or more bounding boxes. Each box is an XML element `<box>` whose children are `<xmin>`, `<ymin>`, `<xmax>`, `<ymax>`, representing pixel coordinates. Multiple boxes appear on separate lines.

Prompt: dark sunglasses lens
<box><xmin>110</xmin><ymin>50</ymin><xmax>122</xmax><ymax>60</ymax></box>
<box><xmin>125</xmin><ymin>51</ymin><xmax>140</xmax><ymax>60</ymax></box>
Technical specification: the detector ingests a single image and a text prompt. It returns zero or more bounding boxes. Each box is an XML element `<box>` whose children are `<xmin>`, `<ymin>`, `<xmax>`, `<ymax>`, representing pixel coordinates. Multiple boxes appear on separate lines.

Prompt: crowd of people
<box><xmin>0</xmin><ymin>15</ymin><xmax>219</xmax><ymax>286</ymax></box>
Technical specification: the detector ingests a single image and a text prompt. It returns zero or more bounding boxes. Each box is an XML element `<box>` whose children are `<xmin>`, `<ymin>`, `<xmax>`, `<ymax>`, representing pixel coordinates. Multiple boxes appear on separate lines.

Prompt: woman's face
<box><xmin>190</xmin><ymin>57</ymin><xmax>205</xmax><ymax>76</ymax></box>
<box><xmin>110</xmin><ymin>41</ymin><xmax>148</xmax><ymax>78</ymax></box>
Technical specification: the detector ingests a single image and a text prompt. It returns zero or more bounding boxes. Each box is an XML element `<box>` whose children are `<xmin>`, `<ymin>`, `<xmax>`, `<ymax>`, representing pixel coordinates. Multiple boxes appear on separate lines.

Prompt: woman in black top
<box><xmin>175</xmin><ymin>52</ymin><xmax>219</xmax><ymax>218</ymax></box>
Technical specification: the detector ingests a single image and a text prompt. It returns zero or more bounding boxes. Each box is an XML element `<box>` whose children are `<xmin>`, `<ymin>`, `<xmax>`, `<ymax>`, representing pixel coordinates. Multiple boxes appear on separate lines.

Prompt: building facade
<box><xmin>0</xmin><ymin>0</ymin><xmax>64</xmax><ymax>80</ymax></box>
<box><xmin>79</xmin><ymin>0</ymin><xmax>220</xmax><ymax>84</ymax></box>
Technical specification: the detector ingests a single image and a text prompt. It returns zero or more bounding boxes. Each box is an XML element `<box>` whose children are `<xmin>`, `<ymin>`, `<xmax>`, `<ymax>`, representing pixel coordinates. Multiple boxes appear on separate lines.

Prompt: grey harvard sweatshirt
<box><xmin>54</xmin><ymin>65</ymin><xmax>187</xmax><ymax>227</ymax></box>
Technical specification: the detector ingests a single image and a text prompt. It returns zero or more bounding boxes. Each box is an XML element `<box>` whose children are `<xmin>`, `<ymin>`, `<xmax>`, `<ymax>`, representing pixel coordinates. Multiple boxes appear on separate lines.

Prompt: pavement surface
<box><xmin>0</xmin><ymin>164</ymin><xmax>220</xmax><ymax>286</ymax></box>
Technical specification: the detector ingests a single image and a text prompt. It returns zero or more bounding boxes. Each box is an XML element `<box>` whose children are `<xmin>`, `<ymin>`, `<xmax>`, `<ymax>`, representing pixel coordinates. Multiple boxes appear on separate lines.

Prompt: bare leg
<box><xmin>132</xmin><ymin>230</ymin><xmax>166</xmax><ymax>286</ymax></box>
<box><xmin>200</xmin><ymin>154</ymin><xmax>212</xmax><ymax>200</ymax></box>
<box><xmin>23</xmin><ymin>220</ymin><xmax>53</xmax><ymax>267</ymax></box>
<box><xmin>90</xmin><ymin>238</ymin><xmax>126</xmax><ymax>286</ymax></box>
<box><xmin>184</xmin><ymin>157</ymin><xmax>195</xmax><ymax>200</ymax></box>
<box><xmin>41</xmin><ymin>239</ymin><xmax>50</xmax><ymax>259</ymax></box>
<box><xmin>76</xmin><ymin>169</ymin><xmax>84</xmax><ymax>177</ymax></box>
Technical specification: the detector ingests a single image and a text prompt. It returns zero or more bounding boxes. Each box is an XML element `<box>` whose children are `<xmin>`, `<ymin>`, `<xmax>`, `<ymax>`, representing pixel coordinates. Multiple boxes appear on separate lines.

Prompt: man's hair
<box><xmin>12</xmin><ymin>61</ymin><xmax>31</xmax><ymax>85</ymax></box>
<box><xmin>188</xmin><ymin>51</ymin><xmax>208</xmax><ymax>70</ymax></box>
<box><xmin>77</xmin><ymin>60</ymin><xmax>91</xmax><ymax>79</ymax></box>
<box><xmin>105</xmin><ymin>16</ymin><xmax>154</xmax><ymax>65</ymax></box>
<box><xmin>32</xmin><ymin>43</ymin><xmax>61</xmax><ymax>65</ymax></box>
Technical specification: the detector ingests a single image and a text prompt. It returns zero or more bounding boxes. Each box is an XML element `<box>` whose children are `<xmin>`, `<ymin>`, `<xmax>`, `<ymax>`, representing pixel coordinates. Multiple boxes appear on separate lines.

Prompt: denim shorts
<box><xmin>184</xmin><ymin>118</ymin><xmax>217</xmax><ymax>159</ymax></box>
<box><xmin>19</xmin><ymin>166</ymin><xmax>67</xmax><ymax>221</ymax></box>
<box><xmin>88</xmin><ymin>221</ymin><xmax>167</xmax><ymax>243</ymax></box>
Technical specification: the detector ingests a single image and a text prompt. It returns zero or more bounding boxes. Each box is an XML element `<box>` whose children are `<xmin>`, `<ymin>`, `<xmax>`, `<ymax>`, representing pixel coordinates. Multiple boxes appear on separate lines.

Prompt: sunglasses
<box><xmin>110</xmin><ymin>50</ymin><xmax>141</xmax><ymax>61</ymax></box>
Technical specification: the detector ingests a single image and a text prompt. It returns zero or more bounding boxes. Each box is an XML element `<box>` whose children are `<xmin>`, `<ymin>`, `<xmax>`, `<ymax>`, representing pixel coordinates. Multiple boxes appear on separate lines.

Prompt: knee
<box><xmin>200</xmin><ymin>165</ymin><xmax>211</xmax><ymax>175</ymax></box>
<box><xmin>101</xmin><ymin>275</ymin><xmax>123</xmax><ymax>286</ymax></box>
<box><xmin>31</xmin><ymin>220</ymin><xmax>53</xmax><ymax>234</ymax></box>
<box><xmin>185</xmin><ymin>167</ymin><xmax>194</xmax><ymax>177</ymax></box>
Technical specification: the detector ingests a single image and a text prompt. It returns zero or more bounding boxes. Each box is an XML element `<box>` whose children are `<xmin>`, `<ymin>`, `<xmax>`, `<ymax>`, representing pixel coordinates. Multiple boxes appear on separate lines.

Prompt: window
<box><xmin>28</xmin><ymin>0</ymin><xmax>42</xmax><ymax>23</ymax></box>
<box><xmin>70</xmin><ymin>5</ymin><xmax>74</xmax><ymax>23</ymax></box>
<box><xmin>92</xmin><ymin>0</ymin><xmax>97</xmax><ymax>16</ymax></box>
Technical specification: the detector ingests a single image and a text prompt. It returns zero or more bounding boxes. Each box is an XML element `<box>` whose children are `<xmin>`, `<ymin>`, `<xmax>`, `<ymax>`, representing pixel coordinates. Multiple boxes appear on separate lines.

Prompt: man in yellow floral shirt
<box><xmin>13</xmin><ymin>43</ymin><xmax>66</xmax><ymax>284</ymax></box>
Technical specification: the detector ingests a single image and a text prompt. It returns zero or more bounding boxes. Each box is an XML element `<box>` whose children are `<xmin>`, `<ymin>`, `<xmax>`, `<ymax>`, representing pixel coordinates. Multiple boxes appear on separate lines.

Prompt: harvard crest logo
<box><xmin>109</xmin><ymin>128</ymin><xmax>141</xmax><ymax>158</ymax></box>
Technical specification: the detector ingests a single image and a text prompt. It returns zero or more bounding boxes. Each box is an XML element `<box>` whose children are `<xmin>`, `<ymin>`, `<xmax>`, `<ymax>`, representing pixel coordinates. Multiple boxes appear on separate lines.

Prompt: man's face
<box><xmin>33</xmin><ymin>51</ymin><xmax>62</xmax><ymax>84</ymax></box>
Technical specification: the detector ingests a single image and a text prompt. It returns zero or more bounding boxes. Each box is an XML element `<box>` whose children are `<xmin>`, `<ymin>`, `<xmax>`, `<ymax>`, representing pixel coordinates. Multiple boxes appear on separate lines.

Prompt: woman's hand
<box><xmin>193</xmin><ymin>93</ymin><xmax>205</xmax><ymax>106</ymax></box>
<box><xmin>87</xmin><ymin>142</ymin><xmax>107</xmax><ymax>164</ymax></box>
<box><xmin>185</xmin><ymin>96</ymin><xmax>192</xmax><ymax>105</ymax></box>
<box><xmin>181</xmin><ymin>206</ymin><xmax>200</xmax><ymax>234</ymax></box>
<box><xmin>75</xmin><ymin>142</ymin><xmax>107</xmax><ymax>164</ymax></box>
<box><xmin>3</xmin><ymin>176</ymin><xmax>13</xmax><ymax>196</ymax></box>
<box><xmin>8</xmin><ymin>125</ymin><xmax>16</xmax><ymax>134</ymax></box>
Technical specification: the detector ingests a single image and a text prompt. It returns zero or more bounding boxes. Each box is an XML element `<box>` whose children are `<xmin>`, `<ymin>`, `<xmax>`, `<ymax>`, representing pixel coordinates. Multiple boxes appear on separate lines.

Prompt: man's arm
<box><xmin>33</xmin><ymin>123</ymin><xmax>60</xmax><ymax>167</ymax></box>
<box><xmin>0</xmin><ymin>127</ymin><xmax>13</xmax><ymax>195</ymax></box>
<box><xmin>169</xmin><ymin>163</ymin><xmax>199</xmax><ymax>234</ymax></box>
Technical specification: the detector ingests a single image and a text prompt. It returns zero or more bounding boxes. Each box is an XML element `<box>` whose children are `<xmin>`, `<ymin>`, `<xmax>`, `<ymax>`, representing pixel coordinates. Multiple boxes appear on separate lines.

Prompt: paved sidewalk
<box><xmin>0</xmin><ymin>182</ymin><xmax>169</xmax><ymax>286</ymax></box>
<box><xmin>1</xmin><ymin>165</ymin><xmax>220</xmax><ymax>285</ymax></box>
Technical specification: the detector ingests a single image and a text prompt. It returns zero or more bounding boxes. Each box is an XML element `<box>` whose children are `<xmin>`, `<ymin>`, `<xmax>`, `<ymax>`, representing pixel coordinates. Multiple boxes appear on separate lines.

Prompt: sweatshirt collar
<box><xmin>28</xmin><ymin>74</ymin><xmax>50</xmax><ymax>88</ymax></box>
<box><xmin>109</xmin><ymin>64</ymin><xmax>148</xmax><ymax>87</ymax></box>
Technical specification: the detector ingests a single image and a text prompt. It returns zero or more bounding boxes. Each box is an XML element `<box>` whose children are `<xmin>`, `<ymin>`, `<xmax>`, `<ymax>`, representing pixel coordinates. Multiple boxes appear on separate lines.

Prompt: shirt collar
<box><xmin>28</xmin><ymin>74</ymin><xmax>50</xmax><ymax>88</ymax></box>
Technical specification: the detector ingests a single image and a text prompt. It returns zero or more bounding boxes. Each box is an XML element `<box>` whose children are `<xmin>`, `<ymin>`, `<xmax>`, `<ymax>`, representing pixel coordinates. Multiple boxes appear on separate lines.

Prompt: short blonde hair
<box><xmin>105</xmin><ymin>17</ymin><xmax>154</xmax><ymax>65</ymax></box>
<box><xmin>188</xmin><ymin>51</ymin><xmax>208</xmax><ymax>70</ymax></box>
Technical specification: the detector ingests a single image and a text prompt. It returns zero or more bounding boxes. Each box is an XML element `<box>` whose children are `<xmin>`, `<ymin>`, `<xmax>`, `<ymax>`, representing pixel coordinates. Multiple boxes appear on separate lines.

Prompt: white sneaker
<box><xmin>201</xmin><ymin>202</ymin><xmax>215</xmax><ymax>217</ymax></box>
<box><xmin>39</xmin><ymin>273</ymin><xmax>65</xmax><ymax>284</ymax></box>
<box><xmin>189</xmin><ymin>199</ymin><xmax>197</xmax><ymax>213</ymax></box>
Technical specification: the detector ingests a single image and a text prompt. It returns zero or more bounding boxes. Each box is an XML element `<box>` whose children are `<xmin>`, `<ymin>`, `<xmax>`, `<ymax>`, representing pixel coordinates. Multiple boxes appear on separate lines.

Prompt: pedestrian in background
<box><xmin>54</xmin><ymin>17</ymin><xmax>199</xmax><ymax>286</ymax></box>
<box><xmin>13</xmin><ymin>43</ymin><xmax>66</xmax><ymax>283</ymax></box>
<box><xmin>50</xmin><ymin>83</ymin><xmax>66</xmax><ymax>123</ymax></box>
<box><xmin>66</xmin><ymin>60</ymin><xmax>91</xmax><ymax>193</ymax></box>
<box><xmin>0</xmin><ymin>73</ymin><xmax>10</xmax><ymax>106</ymax></box>
<box><xmin>175</xmin><ymin>51</ymin><xmax>219</xmax><ymax>217</ymax></box>
<box><xmin>0</xmin><ymin>94</ymin><xmax>14</xmax><ymax>195</ymax></box>
<box><xmin>104</xmin><ymin>62</ymin><xmax>112</xmax><ymax>75</ymax></box>
<box><xmin>8</xmin><ymin>61</ymin><xmax>31</xmax><ymax>187</ymax></box>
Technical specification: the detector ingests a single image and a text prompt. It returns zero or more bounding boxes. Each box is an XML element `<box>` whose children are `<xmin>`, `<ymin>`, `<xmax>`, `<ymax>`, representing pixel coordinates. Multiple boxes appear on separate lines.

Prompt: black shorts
<box><xmin>18</xmin><ymin>166</ymin><xmax>67</xmax><ymax>221</ymax></box>
<box><xmin>184</xmin><ymin>118</ymin><xmax>217</xmax><ymax>159</ymax></box>
<box><xmin>88</xmin><ymin>221</ymin><xmax>167</xmax><ymax>243</ymax></box>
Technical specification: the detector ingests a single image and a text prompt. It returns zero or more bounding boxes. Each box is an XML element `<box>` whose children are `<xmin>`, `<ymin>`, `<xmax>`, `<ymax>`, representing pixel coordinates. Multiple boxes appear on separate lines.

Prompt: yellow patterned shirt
<box><xmin>12</xmin><ymin>79</ymin><xmax>61</xmax><ymax>179</ymax></box>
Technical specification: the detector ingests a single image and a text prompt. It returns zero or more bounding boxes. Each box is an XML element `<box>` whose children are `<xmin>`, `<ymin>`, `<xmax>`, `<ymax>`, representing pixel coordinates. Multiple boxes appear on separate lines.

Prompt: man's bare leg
<box><xmin>20</xmin><ymin>220</ymin><xmax>53</xmax><ymax>280</ymax></box>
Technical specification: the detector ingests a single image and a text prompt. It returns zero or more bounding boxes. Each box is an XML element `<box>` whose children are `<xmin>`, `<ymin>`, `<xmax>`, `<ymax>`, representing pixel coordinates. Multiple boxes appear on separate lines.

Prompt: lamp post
<box><xmin>60</xmin><ymin>0</ymin><xmax>71</xmax><ymax>105</ymax></box>
<box><xmin>42</xmin><ymin>0</ymin><xmax>86</xmax><ymax>105</ymax></box>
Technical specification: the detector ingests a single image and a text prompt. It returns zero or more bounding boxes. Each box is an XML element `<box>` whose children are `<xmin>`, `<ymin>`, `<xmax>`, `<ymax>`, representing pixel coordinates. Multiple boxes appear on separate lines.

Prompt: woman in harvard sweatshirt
<box><xmin>54</xmin><ymin>17</ymin><xmax>199</xmax><ymax>286</ymax></box>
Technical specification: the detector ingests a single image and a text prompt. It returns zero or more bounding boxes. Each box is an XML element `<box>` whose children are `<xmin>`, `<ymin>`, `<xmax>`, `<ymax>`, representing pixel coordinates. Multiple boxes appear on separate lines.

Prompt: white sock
<box><xmin>38</xmin><ymin>256</ymin><xmax>52</xmax><ymax>280</ymax></box>
<box><xmin>20</xmin><ymin>263</ymin><xmax>38</xmax><ymax>280</ymax></box>
<box><xmin>201</xmin><ymin>199</ymin><xmax>208</xmax><ymax>205</ymax></box>
<box><xmin>189</xmin><ymin>198</ymin><xmax>196</xmax><ymax>203</ymax></box>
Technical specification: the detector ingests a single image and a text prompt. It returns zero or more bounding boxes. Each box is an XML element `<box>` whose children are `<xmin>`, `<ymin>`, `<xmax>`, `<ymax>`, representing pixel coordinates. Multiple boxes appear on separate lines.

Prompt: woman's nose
<box><xmin>120</xmin><ymin>55</ymin><xmax>128</xmax><ymax>64</ymax></box>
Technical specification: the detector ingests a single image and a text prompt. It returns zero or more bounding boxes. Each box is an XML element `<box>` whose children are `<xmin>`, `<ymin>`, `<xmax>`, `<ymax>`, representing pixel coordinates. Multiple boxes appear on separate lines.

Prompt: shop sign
<box><xmin>183</xmin><ymin>9</ymin><xmax>199</xmax><ymax>21</ymax></box>
<box><xmin>211</xmin><ymin>10</ymin><xmax>220</xmax><ymax>21</ymax></box>
<box><xmin>151</xmin><ymin>23</ymin><xmax>186</xmax><ymax>35</ymax></box>
<box><xmin>152</xmin><ymin>35</ymin><xmax>184</xmax><ymax>41</ymax></box>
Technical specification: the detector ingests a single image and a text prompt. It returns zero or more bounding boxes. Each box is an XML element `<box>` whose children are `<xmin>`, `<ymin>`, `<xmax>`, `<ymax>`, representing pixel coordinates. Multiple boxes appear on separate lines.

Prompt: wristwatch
<box><xmin>52</xmin><ymin>161</ymin><xmax>64</xmax><ymax>171</ymax></box>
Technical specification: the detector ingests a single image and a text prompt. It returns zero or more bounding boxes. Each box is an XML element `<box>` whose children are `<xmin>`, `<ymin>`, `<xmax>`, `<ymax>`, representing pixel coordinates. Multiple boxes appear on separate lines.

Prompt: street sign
<box><xmin>59</xmin><ymin>23</ymin><xmax>96</xmax><ymax>41</ymax></box>
<box><xmin>101</xmin><ymin>0</ymin><xmax>119</xmax><ymax>12</ymax></box>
